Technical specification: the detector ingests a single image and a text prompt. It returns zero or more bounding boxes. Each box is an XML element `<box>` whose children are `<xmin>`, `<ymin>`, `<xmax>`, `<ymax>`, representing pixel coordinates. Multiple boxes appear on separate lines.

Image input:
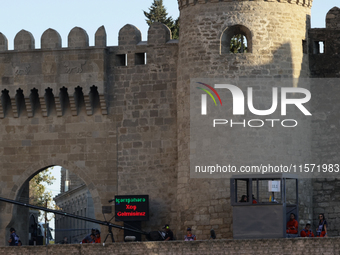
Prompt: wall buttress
<box><xmin>99</xmin><ymin>95</ymin><xmax>107</xmax><ymax>115</ymax></box>
<box><xmin>84</xmin><ymin>95</ymin><xmax>93</xmax><ymax>116</ymax></box>
<box><xmin>10</xmin><ymin>97</ymin><xmax>18</xmax><ymax>118</ymax></box>
<box><xmin>39</xmin><ymin>96</ymin><xmax>48</xmax><ymax>117</ymax></box>
<box><xmin>24</xmin><ymin>97</ymin><xmax>33</xmax><ymax>118</ymax></box>
<box><xmin>54</xmin><ymin>97</ymin><xmax>63</xmax><ymax>117</ymax></box>
<box><xmin>69</xmin><ymin>96</ymin><xmax>78</xmax><ymax>116</ymax></box>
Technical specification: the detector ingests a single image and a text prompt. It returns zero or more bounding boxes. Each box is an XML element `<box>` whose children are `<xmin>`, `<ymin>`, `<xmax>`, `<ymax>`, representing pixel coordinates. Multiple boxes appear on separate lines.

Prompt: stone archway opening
<box><xmin>6</xmin><ymin>165</ymin><xmax>100</xmax><ymax>246</ymax></box>
<box><xmin>220</xmin><ymin>24</ymin><xmax>252</xmax><ymax>54</ymax></box>
<box><xmin>53</xmin><ymin>166</ymin><xmax>100</xmax><ymax>244</ymax></box>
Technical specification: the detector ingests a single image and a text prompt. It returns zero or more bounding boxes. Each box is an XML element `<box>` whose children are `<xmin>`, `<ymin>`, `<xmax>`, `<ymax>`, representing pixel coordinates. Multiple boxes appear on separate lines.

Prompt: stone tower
<box><xmin>176</xmin><ymin>0</ymin><xmax>313</xmax><ymax>238</ymax></box>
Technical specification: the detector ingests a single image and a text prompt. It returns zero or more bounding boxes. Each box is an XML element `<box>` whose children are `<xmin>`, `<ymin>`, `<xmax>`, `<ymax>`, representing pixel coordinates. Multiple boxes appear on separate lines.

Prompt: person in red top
<box><xmin>286</xmin><ymin>213</ymin><xmax>298</xmax><ymax>235</ymax></box>
<box><xmin>300</xmin><ymin>224</ymin><xmax>314</xmax><ymax>237</ymax></box>
<box><xmin>95</xmin><ymin>231</ymin><xmax>101</xmax><ymax>243</ymax></box>
<box><xmin>252</xmin><ymin>194</ymin><xmax>257</xmax><ymax>204</ymax></box>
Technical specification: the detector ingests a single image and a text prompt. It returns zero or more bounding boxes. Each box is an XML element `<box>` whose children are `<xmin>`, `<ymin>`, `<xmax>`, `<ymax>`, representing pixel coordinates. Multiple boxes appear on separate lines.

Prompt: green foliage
<box><xmin>230</xmin><ymin>34</ymin><xmax>248</xmax><ymax>53</ymax></box>
<box><xmin>144</xmin><ymin>0</ymin><xmax>172</xmax><ymax>26</ymax></box>
<box><xmin>171</xmin><ymin>17</ymin><xmax>180</xmax><ymax>40</ymax></box>
<box><xmin>144</xmin><ymin>0</ymin><xmax>180</xmax><ymax>39</ymax></box>
<box><xmin>29</xmin><ymin>168</ymin><xmax>56</xmax><ymax>221</ymax></box>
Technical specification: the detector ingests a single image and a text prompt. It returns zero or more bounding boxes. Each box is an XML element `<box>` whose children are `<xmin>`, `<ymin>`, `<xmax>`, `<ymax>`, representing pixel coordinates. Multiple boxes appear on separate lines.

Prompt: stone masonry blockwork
<box><xmin>0</xmin><ymin>0</ymin><xmax>339</xmax><ymax>246</ymax></box>
<box><xmin>0</xmin><ymin>238</ymin><xmax>339</xmax><ymax>255</ymax></box>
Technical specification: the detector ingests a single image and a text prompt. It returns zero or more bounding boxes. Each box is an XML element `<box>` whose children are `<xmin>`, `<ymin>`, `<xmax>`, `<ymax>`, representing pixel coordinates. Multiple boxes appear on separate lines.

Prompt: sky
<box><xmin>42</xmin><ymin>166</ymin><xmax>61</xmax><ymax>236</ymax></box>
<box><xmin>0</xmin><ymin>0</ymin><xmax>338</xmax><ymax>50</ymax></box>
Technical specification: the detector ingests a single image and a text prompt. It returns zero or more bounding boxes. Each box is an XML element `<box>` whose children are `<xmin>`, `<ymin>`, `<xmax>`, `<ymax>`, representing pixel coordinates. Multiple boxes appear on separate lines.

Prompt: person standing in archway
<box><xmin>8</xmin><ymin>228</ymin><xmax>20</xmax><ymax>246</ymax></box>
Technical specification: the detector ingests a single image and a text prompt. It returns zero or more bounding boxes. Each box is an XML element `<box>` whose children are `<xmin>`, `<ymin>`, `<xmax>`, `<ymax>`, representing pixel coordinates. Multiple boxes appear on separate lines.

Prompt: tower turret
<box><xmin>176</xmin><ymin>0</ymin><xmax>313</xmax><ymax>239</ymax></box>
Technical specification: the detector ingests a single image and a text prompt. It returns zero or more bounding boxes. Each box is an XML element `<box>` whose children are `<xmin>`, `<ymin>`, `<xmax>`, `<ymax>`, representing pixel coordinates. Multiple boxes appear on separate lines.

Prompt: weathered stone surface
<box><xmin>326</xmin><ymin>7</ymin><xmax>340</xmax><ymax>29</ymax></box>
<box><xmin>14</xmin><ymin>30</ymin><xmax>35</xmax><ymax>50</ymax></box>
<box><xmin>118</xmin><ymin>24</ymin><xmax>141</xmax><ymax>45</ymax></box>
<box><xmin>0</xmin><ymin>32</ymin><xmax>8</xmax><ymax>51</ymax></box>
<box><xmin>148</xmin><ymin>22</ymin><xmax>171</xmax><ymax>45</ymax></box>
<box><xmin>0</xmin><ymin>238</ymin><xmax>340</xmax><ymax>254</ymax></box>
<box><xmin>68</xmin><ymin>27</ymin><xmax>89</xmax><ymax>48</ymax></box>
<box><xmin>41</xmin><ymin>28</ymin><xmax>62</xmax><ymax>49</ymax></box>
<box><xmin>95</xmin><ymin>25</ymin><xmax>106</xmax><ymax>47</ymax></box>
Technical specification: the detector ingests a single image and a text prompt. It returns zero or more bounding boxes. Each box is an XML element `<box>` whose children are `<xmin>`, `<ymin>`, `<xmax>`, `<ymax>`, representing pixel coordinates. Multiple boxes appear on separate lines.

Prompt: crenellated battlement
<box><xmin>0</xmin><ymin>23</ymin><xmax>176</xmax><ymax>52</ymax></box>
<box><xmin>326</xmin><ymin>7</ymin><xmax>340</xmax><ymax>29</ymax></box>
<box><xmin>177</xmin><ymin>0</ymin><xmax>313</xmax><ymax>9</ymax></box>
<box><xmin>0</xmin><ymin>23</ymin><xmax>178</xmax><ymax>119</ymax></box>
<box><xmin>309</xmin><ymin>6</ymin><xmax>340</xmax><ymax>77</ymax></box>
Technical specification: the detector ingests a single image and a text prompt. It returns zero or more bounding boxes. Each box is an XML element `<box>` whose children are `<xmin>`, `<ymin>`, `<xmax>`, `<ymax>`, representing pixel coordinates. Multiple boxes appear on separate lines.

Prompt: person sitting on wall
<box><xmin>85</xmin><ymin>234</ymin><xmax>96</xmax><ymax>243</ymax></box>
<box><xmin>61</xmin><ymin>236</ymin><xmax>69</xmax><ymax>244</ymax></box>
<box><xmin>316</xmin><ymin>213</ymin><xmax>328</xmax><ymax>237</ymax></box>
<box><xmin>300</xmin><ymin>223</ymin><xmax>314</xmax><ymax>237</ymax></box>
<box><xmin>82</xmin><ymin>228</ymin><xmax>96</xmax><ymax>243</ymax></box>
<box><xmin>184</xmin><ymin>227</ymin><xmax>196</xmax><ymax>241</ymax></box>
<box><xmin>162</xmin><ymin>224</ymin><xmax>174</xmax><ymax>241</ymax></box>
<box><xmin>95</xmin><ymin>230</ymin><xmax>101</xmax><ymax>243</ymax></box>
<box><xmin>252</xmin><ymin>194</ymin><xmax>257</xmax><ymax>204</ymax></box>
<box><xmin>286</xmin><ymin>213</ymin><xmax>298</xmax><ymax>237</ymax></box>
<box><xmin>239</xmin><ymin>195</ymin><xmax>247</xmax><ymax>202</ymax></box>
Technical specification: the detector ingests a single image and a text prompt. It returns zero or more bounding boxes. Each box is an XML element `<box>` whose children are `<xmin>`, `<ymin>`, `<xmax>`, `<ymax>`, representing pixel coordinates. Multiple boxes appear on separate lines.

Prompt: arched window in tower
<box><xmin>220</xmin><ymin>25</ymin><xmax>252</xmax><ymax>54</ymax></box>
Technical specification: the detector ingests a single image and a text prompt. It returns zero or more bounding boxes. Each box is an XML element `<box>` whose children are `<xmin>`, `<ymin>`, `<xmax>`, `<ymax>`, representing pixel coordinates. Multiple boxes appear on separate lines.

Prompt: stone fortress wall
<box><xmin>0</xmin><ymin>22</ymin><xmax>178</xmax><ymax>244</ymax></box>
<box><xmin>0</xmin><ymin>0</ymin><xmax>339</xmax><ymax>245</ymax></box>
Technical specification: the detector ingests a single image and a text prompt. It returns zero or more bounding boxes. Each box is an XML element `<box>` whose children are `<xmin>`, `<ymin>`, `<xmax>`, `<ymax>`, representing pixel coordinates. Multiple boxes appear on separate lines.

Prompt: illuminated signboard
<box><xmin>115</xmin><ymin>195</ymin><xmax>149</xmax><ymax>221</ymax></box>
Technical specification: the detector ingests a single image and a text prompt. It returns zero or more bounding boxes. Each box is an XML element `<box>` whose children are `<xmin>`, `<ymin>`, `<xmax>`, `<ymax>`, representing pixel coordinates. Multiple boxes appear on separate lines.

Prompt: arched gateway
<box><xmin>5</xmin><ymin>161</ymin><xmax>100</xmax><ymax>245</ymax></box>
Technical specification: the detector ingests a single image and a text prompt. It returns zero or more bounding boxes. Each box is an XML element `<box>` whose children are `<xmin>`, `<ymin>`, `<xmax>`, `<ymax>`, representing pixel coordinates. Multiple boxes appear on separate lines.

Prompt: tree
<box><xmin>29</xmin><ymin>168</ymin><xmax>56</xmax><ymax>221</ymax></box>
<box><xmin>144</xmin><ymin>0</ymin><xmax>180</xmax><ymax>39</ymax></box>
<box><xmin>230</xmin><ymin>34</ymin><xmax>248</xmax><ymax>53</ymax></box>
<box><xmin>172</xmin><ymin>17</ymin><xmax>180</xmax><ymax>40</ymax></box>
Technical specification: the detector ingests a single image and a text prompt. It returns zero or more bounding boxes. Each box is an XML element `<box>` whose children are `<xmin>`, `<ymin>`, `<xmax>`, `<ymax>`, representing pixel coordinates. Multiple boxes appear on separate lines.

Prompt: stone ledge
<box><xmin>1</xmin><ymin>237</ymin><xmax>339</xmax><ymax>255</ymax></box>
<box><xmin>177</xmin><ymin>0</ymin><xmax>313</xmax><ymax>10</ymax></box>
